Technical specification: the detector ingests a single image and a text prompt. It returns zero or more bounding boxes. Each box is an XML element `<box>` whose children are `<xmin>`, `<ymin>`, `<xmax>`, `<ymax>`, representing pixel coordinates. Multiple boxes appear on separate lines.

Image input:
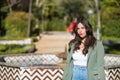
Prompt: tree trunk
<box><xmin>27</xmin><ymin>0</ymin><xmax>32</xmax><ymax>37</ymax></box>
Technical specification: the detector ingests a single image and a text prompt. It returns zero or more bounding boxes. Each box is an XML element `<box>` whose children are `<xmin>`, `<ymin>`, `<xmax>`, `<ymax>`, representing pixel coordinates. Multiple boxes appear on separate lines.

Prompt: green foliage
<box><xmin>101</xmin><ymin>0</ymin><xmax>120</xmax><ymax>38</ymax></box>
<box><xmin>0</xmin><ymin>48</ymin><xmax>27</xmax><ymax>55</ymax></box>
<box><xmin>109</xmin><ymin>50</ymin><xmax>120</xmax><ymax>54</ymax></box>
<box><xmin>0</xmin><ymin>0</ymin><xmax>8</xmax><ymax>12</ymax></box>
<box><xmin>0</xmin><ymin>45</ymin><xmax>7</xmax><ymax>51</ymax></box>
<box><xmin>62</xmin><ymin>0</ymin><xmax>89</xmax><ymax>18</ymax></box>
<box><xmin>0</xmin><ymin>0</ymin><xmax>8</xmax><ymax>36</ymax></box>
<box><xmin>32</xmin><ymin>0</ymin><xmax>92</xmax><ymax>32</ymax></box>
<box><xmin>5</xmin><ymin>12</ymin><xmax>27</xmax><ymax>38</ymax></box>
<box><xmin>12</xmin><ymin>0</ymin><xmax>29</xmax><ymax>12</ymax></box>
<box><xmin>101</xmin><ymin>0</ymin><xmax>120</xmax><ymax>54</ymax></box>
<box><xmin>102</xmin><ymin>36</ymin><xmax>120</xmax><ymax>41</ymax></box>
<box><xmin>45</xmin><ymin>18</ymin><xmax>66</xmax><ymax>31</ymax></box>
<box><xmin>102</xmin><ymin>20</ymin><xmax>120</xmax><ymax>37</ymax></box>
<box><xmin>4</xmin><ymin>11</ymin><xmax>35</xmax><ymax>39</ymax></box>
<box><xmin>0</xmin><ymin>44</ymin><xmax>35</xmax><ymax>55</ymax></box>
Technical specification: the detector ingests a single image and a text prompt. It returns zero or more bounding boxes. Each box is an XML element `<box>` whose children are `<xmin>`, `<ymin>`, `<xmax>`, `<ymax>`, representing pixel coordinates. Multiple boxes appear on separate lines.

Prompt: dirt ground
<box><xmin>35</xmin><ymin>31</ymin><xmax>74</xmax><ymax>55</ymax></box>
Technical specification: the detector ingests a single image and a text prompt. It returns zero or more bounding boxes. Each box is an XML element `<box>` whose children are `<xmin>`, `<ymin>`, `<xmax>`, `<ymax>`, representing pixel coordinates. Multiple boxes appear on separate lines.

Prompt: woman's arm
<box><xmin>96</xmin><ymin>41</ymin><xmax>106</xmax><ymax>80</ymax></box>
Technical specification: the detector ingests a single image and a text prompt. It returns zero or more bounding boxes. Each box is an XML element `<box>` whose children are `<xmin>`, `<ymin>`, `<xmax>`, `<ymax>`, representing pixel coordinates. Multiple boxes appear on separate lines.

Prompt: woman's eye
<box><xmin>77</xmin><ymin>27</ymin><xmax>79</xmax><ymax>29</ymax></box>
<box><xmin>81</xmin><ymin>27</ymin><xmax>85</xmax><ymax>29</ymax></box>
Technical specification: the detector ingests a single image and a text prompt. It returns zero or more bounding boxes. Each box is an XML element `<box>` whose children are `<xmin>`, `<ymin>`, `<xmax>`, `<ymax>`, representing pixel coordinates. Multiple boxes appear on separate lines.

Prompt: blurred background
<box><xmin>0</xmin><ymin>0</ymin><xmax>120</xmax><ymax>55</ymax></box>
<box><xmin>0</xmin><ymin>0</ymin><xmax>120</xmax><ymax>80</ymax></box>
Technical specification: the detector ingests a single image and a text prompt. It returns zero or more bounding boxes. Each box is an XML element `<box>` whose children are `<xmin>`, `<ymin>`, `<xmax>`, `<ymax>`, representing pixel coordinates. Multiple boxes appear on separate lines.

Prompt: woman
<box><xmin>62</xmin><ymin>17</ymin><xmax>105</xmax><ymax>80</ymax></box>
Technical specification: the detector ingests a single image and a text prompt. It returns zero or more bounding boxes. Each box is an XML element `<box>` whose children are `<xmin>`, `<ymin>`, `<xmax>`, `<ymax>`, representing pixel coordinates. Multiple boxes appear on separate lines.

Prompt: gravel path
<box><xmin>35</xmin><ymin>31</ymin><xmax>74</xmax><ymax>54</ymax></box>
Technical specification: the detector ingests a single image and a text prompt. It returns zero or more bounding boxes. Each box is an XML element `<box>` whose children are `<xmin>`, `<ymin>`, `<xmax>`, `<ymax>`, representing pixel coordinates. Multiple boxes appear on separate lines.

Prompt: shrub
<box><xmin>4</xmin><ymin>11</ymin><xmax>35</xmax><ymax>39</ymax></box>
<box><xmin>42</xmin><ymin>18</ymin><xmax>66</xmax><ymax>31</ymax></box>
<box><xmin>0</xmin><ymin>45</ymin><xmax>7</xmax><ymax>51</ymax></box>
<box><xmin>102</xmin><ymin>36</ymin><xmax>120</xmax><ymax>41</ymax></box>
<box><xmin>102</xmin><ymin>20</ymin><xmax>120</xmax><ymax>38</ymax></box>
<box><xmin>0</xmin><ymin>44</ymin><xmax>35</xmax><ymax>55</ymax></box>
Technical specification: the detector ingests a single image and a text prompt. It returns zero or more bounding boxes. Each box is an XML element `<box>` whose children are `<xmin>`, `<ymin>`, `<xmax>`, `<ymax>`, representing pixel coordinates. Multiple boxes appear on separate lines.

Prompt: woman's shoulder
<box><xmin>68</xmin><ymin>40</ymin><xmax>76</xmax><ymax>46</ymax></box>
<box><xmin>69</xmin><ymin>42</ymin><xmax>75</xmax><ymax>48</ymax></box>
<box><xmin>96</xmin><ymin>40</ymin><xmax>103</xmax><ymax>45</ymax></box>
<box><xmin>95</xmin><ymin>40</ymin><xmax>104</xmax><ymax>48</ymax></box>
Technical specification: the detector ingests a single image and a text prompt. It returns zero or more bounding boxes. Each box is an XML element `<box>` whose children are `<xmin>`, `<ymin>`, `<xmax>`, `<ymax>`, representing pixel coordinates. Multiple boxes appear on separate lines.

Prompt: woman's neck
<box><xmin>79</xmin><ymin>38</ymin><xmax>86</xmax><ymax>51</ymax></box>
<box><xmin>81</xmin><ymin>38</ymin><xmax>86</xmax><ymax>44</ymax></box>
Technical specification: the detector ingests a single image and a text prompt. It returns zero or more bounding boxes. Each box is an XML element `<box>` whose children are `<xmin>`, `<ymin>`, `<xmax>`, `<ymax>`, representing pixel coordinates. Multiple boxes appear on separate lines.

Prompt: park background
<box><xmin>0</xmin><ymin>0</ymin><xmax>120</xmax><ymax>55</ymax></box>
<box><xmin>0</xmin><ymin>0</ymin><xmax>120</xmax><ymax>80</ymax></box>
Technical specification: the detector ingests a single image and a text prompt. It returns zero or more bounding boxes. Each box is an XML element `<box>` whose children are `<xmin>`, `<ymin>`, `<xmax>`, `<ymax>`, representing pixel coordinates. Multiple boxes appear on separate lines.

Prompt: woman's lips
<box><xmin>80</xmin><ymin>33</ymin><xmax>83</xmax><ymax>35</ymax></box>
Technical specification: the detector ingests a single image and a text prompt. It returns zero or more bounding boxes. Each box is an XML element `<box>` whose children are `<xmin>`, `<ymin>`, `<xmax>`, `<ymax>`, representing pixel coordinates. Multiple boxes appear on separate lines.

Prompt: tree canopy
<box><xmin>0</xmin><ymin>0</ymin><xmax>120</xmax><ymax>38</ymax></box>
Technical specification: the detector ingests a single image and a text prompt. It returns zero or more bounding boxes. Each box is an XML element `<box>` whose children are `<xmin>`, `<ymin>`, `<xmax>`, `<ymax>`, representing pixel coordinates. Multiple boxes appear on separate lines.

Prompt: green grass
<box><xmin>0</xmin><ymin>44</ymin><xmax>35</xmax><ymax>55</ymax></box>
<box><xmin>102</xmin><ymin>36</ymin><xmax>120</xmax><ymax>41</ymax></box>
<box><xmin>0</xmin><ymin>36</ymin><xmax>25</xmax><ymax>40</ymax></box>
<box><xmin>108</xmin><ymin>50</ymin><xmax>120</xmax><ymax>54</ymax></box>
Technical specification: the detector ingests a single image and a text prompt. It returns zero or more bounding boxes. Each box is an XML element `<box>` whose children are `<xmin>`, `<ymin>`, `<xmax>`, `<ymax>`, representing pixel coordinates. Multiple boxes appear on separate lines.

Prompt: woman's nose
<box><xmin>78</xmin><ymin>29</ymin><xmax>82</xmax><ymax>32</ymax></box>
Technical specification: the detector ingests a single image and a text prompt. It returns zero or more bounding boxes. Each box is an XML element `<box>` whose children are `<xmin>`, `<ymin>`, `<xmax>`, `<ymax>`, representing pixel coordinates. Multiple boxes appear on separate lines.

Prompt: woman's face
<box><xmin>77</xmin><ymin>22</ymin><xmax>87</xmax><ymax>38</ymax></box>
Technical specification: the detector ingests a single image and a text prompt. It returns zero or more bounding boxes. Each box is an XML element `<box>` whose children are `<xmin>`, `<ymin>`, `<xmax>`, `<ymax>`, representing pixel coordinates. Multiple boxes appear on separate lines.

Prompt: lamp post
<box><xmin>87</xmin><ymin>9</ymin><xmax>93</xmax><ymax>22</ymax></box>
<box><xmin>95</xmin><ymin>0</ymin><xmax>101</xmax><ymax>40</ymax></box>
<box><xmin>88</xmin><ymin>9</ymin><xmax>93</xmax><ymax>15</ymax></box>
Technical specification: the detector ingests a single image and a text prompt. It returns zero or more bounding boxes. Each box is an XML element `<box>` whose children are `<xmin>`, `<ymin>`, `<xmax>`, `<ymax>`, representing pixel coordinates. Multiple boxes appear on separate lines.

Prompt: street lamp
<box><xmin>87</xmin><ymin>9</ymin><xmax>93</xmax><ymax>15</ymax></box>
<box><xmin>87</xmin><ymin>9</ymin><xmax>93</xmax><ymax>23</ymax></box>
<box><xmin>95</xmin><ymin>0</ymin><xmax>101</xmax><ymax>40</ymax></box>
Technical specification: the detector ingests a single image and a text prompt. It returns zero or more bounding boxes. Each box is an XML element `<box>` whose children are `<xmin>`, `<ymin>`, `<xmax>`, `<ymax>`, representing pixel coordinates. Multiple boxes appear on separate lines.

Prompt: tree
<box><xmin>27</xmin><ymin>0</ymin><xmax>32</xmax><ymax>37</ymax></box>
<box><xmin>101</xmin><ymin>0</ymin><xmax>120</xmax><ymax>37</ymax></box>
<box><xmin>0</xmin><ymin>0</ymin><xmax>8</xmax><ymax>36</ymax></box>
<box><xmin>7</xmin><ymin>0</ymin><xmax>21</xmax><ymax>13</ymax></box>
<box><xmin>5</xmin><ymin>11</ymin><xmax>35</xmax><ymax>39</ymax></box>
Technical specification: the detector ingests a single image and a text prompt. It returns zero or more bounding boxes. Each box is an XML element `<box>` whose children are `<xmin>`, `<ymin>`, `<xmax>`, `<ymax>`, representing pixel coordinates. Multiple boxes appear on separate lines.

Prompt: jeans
<box><xmin>72</xmin><ymin>65</ymin><xmax>87</xmax><ymax>80</ymax></box>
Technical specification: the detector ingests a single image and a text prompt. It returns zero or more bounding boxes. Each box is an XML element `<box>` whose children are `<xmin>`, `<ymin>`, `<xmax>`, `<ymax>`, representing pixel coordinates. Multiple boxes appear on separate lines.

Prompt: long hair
<box><xmin>69</xmin><ymin>17</ymin><xmax>96</xmax><ymax>55</ymax></box>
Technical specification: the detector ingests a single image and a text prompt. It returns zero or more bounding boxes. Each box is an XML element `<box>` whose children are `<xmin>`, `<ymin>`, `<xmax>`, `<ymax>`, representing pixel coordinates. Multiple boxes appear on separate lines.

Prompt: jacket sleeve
<box><xmin>96</xmin><ymin>41</ymin><xmax>106</xmax><ymax>80</ymax></box>
<box><xmin>62</xmin><ymin>43</ymin><xmax>74</xmax><ymax>80</ymax></box>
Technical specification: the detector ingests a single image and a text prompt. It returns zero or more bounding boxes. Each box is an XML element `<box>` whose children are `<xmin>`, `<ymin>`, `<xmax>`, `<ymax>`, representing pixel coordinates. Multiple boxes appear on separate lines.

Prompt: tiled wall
<box><xmin>0</xmin><ymin>64</ymin><xmax>20</xmax><ymax>80</ymax></box>
<box><xmin>20</xmin><ymin>67</ymin><xmax>63</xmax><ymax>80</ymax></box>
<box><xmin>0</xmin><ymin>64</ymin><xmax>120</xmax><ymax>80</ymax></box>
<box><xmin>0</xmin><ymin>54</ymin><xmax>120</xmax><ymax>80</ymax></box>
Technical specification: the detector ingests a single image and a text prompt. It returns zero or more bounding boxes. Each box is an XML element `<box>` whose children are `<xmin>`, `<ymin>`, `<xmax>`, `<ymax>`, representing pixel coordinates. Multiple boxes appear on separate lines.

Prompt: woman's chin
<box><xmin>80</xmin><ymin>35</ymin><xmax>86</xmax><ymax>39</ymax></box>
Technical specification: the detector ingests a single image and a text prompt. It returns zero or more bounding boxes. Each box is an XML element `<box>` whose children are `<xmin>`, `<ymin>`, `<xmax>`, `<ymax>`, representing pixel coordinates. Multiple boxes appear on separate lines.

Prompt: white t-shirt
<box><xmin>72</xmin><ymin>50</ymin><xmax>88</xmax><ymax>66</ymax></box>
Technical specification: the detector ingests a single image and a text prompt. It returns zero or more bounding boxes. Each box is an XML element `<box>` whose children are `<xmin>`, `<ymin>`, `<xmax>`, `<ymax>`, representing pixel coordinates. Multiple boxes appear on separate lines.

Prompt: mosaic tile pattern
<box><xmin>104</xmin><ymin>54</ymin><xmax>120</xmax><ymax>68</ymax></box>
<box><xmin>0</xmin><ymin>54</ymin><xmax>120</xmax><ymax>80</ymax></box>
<box><xmin>20</xmin><ymin>67</ymin><xmax>64</xmax><ymax>80</ymax></box>
<box><xmin>3</xmin><ymin>54</ymin><xmax>120</xmax><ymax>68</ymax></box>
<box><xmin>0</xmin><ymin>64</ymin><xmax>20</xmax><ymax>80</ymax></box>
<box><xmin>0</xmin><ymin>64</ymin><xmax>120</xmax><ymax>80</ymax></box>
<box><xmin>4</xmin><ymin>54</ymin><xmax>63</xmax><ymax>67</ymax></box>
<box><xmin>107</xmin><ymin>68</ymin><xmax>120</xmax><ymax>80</ymax></box>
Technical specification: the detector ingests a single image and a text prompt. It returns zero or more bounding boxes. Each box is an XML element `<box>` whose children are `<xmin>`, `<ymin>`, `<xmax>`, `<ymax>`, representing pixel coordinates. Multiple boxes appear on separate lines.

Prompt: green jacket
<box><xmin>62</xmin><ymin>40</ymin><xmax>105</xmax><ymax>80</ymax></box>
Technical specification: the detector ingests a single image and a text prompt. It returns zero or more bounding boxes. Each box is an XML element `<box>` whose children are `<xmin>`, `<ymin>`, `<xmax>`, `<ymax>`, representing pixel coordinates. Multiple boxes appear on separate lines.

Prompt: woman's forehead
<box><xmin>77</xmin><ymin>23</ymin><xmax>84</xmax><ymax>28</ymax></box>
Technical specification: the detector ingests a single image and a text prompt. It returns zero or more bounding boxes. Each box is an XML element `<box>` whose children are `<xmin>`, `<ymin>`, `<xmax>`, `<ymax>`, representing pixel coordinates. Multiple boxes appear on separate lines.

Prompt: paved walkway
<box><xmin>35</xmin><ymin>31</ymin><xmax>74</xmax><ymax>55</ymax></box>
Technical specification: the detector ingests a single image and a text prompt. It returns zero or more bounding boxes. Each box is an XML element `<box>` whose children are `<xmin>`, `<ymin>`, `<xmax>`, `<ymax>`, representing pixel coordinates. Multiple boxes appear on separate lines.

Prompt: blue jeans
<box><xmin>72</xmin><ymin>65</ymin><xmax>87</xmax><ymax>80</ymax></box>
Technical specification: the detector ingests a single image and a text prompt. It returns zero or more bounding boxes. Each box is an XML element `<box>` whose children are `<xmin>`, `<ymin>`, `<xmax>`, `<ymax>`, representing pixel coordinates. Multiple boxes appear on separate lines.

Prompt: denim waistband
<box><xmin>74</xmin><ymin>65</ymin><xmax>87</xmax><ymax>68</ymax></box>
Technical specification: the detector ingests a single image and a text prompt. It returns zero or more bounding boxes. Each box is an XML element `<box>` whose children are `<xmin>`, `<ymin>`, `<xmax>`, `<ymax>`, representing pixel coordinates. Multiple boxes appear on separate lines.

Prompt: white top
<box><xmin>72</xmin><ymin>50</ymin><xmax>88</xmax><ymax>66</ymax></box>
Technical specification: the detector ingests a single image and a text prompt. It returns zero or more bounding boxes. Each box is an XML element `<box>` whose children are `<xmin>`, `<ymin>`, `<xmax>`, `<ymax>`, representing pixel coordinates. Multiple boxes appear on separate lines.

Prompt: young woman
<box><xmin>62</xmin><ymin>17</ymin><xmax>105</xmax><ymax>80</ymax></box>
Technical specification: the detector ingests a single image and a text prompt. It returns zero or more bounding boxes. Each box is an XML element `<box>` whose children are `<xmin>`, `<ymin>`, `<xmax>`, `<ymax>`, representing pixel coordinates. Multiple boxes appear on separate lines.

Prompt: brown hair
<box><xmin>69</xmin><ymin>17</ymin><xmax>96</xmax><ymax>55</ymax></box>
